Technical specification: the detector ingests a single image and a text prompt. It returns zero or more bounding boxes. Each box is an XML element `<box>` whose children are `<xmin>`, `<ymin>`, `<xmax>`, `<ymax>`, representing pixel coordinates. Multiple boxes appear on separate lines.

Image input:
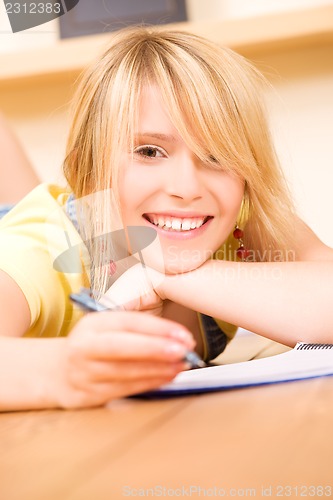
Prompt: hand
<box><xmin>101</xmin><ymin>263</ymin><xmax>166</xmax><ymax>316</ymax></box>
<box><xmin>54</xmin><ymin>310</ymin><xmax>195</xmax><ymax>409</ymax></box>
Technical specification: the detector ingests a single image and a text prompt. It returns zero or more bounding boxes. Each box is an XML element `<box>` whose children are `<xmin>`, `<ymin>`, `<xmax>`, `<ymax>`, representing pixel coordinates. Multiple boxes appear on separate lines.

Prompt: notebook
<box><xmin>140</xmin><ymin>343</ymin><xmax>333</xmax><ymax>398</ymax></box>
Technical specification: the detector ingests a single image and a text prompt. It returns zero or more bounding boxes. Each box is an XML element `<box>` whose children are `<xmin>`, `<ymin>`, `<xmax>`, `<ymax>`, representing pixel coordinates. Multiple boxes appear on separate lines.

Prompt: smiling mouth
<box><xmin>143</xmin><ymin>214</ymin><xmax>213</xmax><ymax>232</ymax></box>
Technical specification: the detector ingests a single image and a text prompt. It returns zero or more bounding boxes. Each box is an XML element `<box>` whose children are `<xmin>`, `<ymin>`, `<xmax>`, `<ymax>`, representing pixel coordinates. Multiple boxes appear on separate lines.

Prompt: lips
<box><xmin>143</xmin><ymin>213</ymin><xmax>213</xmax><ymax>232</ymax></box>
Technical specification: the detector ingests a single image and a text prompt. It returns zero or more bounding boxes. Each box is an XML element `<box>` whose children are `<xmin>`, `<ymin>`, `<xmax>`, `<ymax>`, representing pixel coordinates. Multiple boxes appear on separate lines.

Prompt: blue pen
<box><xmin>70</xmin><ymin>288</ymin><xmax>206</xmax><ymax>369</ymax></box>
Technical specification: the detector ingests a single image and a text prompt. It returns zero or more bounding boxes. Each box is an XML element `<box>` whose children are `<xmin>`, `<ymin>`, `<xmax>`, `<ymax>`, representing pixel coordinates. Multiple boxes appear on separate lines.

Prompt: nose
<box><xmin>164</xmin><ymin>152</ymin><xmax>203</xmax><ymax>202</ymax></box>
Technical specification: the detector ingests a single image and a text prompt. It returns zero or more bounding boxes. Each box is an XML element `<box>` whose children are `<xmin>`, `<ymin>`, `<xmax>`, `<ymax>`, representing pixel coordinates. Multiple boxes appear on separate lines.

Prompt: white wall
<box><xmin>260</xmin><ymin>45</ymin><xmax>333</xmax><ymax>246</ymax></box>
<box><xmin>187</xmin><ymin>0</ymin><xmax>333</xmax><ymax>21</ymax></box>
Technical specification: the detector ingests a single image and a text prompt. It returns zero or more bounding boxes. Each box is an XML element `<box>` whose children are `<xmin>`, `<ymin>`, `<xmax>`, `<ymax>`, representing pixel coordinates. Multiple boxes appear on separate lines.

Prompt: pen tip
<box><xmin>184</xmin><ymin>351</ymin><xmax>206</xmax><ymax>369</ymax></box>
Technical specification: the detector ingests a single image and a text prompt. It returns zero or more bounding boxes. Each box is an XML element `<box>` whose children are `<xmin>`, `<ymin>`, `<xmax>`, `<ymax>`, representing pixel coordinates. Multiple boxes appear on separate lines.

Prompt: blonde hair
<box><xmin>63</xmin><ymin>26</ymin><xmax>297</xmax><ymax>293</ymax></box>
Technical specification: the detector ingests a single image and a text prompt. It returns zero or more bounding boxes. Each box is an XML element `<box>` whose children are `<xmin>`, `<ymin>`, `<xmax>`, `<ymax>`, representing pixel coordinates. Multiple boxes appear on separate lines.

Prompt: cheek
<box><xmin>118</xmin><ymin>167</ymin><xmax>145</xmax><ymax>222</ymax></box>
<box><xmin>119</xmin><ymin>163</ymin><xmax>163</xmax><ymax>223</ymax></box>
<box><xmin>215</xmin><ymin>175</ymin><xmax>244</xmax><ymax>217</ymax></box>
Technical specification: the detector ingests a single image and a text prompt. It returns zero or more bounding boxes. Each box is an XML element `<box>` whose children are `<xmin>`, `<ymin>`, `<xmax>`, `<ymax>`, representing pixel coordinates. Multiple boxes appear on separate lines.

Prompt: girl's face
<box><xmin>119</xmin><ymin>86</ymin><xmax>244</xmax><ymax>274</ymax></box>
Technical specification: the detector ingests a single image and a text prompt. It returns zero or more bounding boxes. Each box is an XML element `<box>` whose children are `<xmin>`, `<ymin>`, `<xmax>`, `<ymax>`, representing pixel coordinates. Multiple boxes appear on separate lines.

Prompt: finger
<box><xmin>81</xmin><ymin>311</ymin><xmax>195</xmax><ymax>347</ymax></box>
<box><xmin>80</xmin><ymin>330</ymin><xmax>191</xmax><ymax>362</ymax></box>
<box><xmin>85</xmin><ymin>359</ymin><xmax>188</xmax><ymax>383</ymax></box>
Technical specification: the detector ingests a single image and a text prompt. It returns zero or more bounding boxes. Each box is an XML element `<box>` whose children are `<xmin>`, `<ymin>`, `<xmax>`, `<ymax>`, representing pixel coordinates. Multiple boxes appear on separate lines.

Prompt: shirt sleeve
<box><xmin>0</xmin><ymin>185</ymin><xmax>86</xmax><ymax>337</ymax></box>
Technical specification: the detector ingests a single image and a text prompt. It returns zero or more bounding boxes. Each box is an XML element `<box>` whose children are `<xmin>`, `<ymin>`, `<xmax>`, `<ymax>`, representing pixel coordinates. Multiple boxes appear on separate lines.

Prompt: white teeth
<box><xmin>181</xmin><ymin>219</ymin><xmax>192</xmax><ymax>231</ymax></box>
<box><xmin>147</xmin><ymin>215</ymin><xmax>208</xmax><ymax>231</ymax></box>
<box><xmin>171</xmin><ymin>219</ymin><xmax>182</xmax><ymax>230</ymax></box>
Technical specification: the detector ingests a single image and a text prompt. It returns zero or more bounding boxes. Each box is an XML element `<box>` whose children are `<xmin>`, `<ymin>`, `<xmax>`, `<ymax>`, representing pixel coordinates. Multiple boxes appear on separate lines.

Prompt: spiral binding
<box><xmin>296</xmin><ymin>343</ymin><xmax>333</xmax><ymax>350</ymax></box>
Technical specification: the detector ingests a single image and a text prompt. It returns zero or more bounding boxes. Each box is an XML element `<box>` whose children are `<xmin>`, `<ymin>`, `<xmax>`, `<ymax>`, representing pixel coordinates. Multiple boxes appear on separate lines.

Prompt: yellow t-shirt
<box><xmin>0</xmin><ymin>184</ymin><xmax>238</xmax><ymax>354</ymax></box>
<box><xmin>0</xmin><ymin>184</ymin><xmax>87</xmax><ymax>337</ymax></box>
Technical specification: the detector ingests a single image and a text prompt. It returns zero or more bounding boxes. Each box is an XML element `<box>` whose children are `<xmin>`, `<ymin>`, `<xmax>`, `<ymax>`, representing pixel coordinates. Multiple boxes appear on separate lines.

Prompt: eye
<box><xmin>202</xmin><ymin>154</ymin><xmax>221</xmax><ymax>170</ymax></box>
<box><xmin>208</xmin><ymin>154</ymin><xmax>219</xmax><ymax>164</ymax></box>
<box><xmin>134</xmin><ymin>145</ymin><xmax>166</xmax><ymax>160</ymax></box>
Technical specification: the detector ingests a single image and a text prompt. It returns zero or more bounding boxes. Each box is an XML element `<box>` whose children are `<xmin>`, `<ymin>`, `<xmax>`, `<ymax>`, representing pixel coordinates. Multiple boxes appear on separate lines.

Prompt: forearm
<box><xmin>162</xmin><ymin>260</ymin><xmax>333</xmax><ymax>346</ymax></box>
<box><xmin>0</xmin><ymin>337</ymin><xmax>64</xmax><ymax>412</ymax></box>
<box><xmin>0</xmin><ymin>311</ymin><xmax>194</xmax><ymax>412</ymax></box>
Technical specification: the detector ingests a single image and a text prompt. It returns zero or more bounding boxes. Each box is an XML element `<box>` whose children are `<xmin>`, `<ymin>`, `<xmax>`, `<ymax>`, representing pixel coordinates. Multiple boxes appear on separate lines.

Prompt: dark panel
<box><xmin>6</xmin><ymin>1</ymin><xmax>66</xmax><ymax>34</ymax></box>
<box><xmin>59</xmin><ymin>0</ymin><xmax>187</xmax><ymax>39</ymax></box>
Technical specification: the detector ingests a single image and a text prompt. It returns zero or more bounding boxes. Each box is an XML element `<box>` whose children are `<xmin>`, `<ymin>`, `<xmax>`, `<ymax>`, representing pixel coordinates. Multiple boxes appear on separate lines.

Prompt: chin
<box><xmin>164</xmin><ymin>265</ymin><xmax>201</xmax><ymax>275</ymax></box>
<box><xmin>154</xmin><ymin>256</ymin><xmax>207</xmax><ymax>275</ymax></box>
<box><xmin>136</xmin><ymin>252</ymin><xmax>205</xmax><ymax>275</ymax></box>
<box><xmin>138</xmin><ymin>238</ymin><xmax>214</xmax><ymax>275</ymax></box>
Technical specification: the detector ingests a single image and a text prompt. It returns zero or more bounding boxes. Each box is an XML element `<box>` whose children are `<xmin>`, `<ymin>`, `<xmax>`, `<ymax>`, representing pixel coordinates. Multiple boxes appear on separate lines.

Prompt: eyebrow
<box><xmin>134</xmin><ymin>133</ymin><xmax>179</xmax><ymax>143</ymax></box>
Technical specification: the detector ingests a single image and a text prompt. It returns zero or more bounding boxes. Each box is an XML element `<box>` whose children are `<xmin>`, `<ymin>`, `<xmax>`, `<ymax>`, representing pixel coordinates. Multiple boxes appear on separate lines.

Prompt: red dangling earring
<box><xmin>233</xmin><ymin>224</ymin><xmax>250</xmax><ymax>261</ymax></box>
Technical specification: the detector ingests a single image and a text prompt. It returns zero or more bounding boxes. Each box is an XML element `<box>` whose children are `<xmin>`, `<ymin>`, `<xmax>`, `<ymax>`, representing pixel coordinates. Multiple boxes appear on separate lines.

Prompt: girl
<box><xmin>0</xmin><ymin>27</ymin><xmax>332</xmax><ymax>411</ymax></box>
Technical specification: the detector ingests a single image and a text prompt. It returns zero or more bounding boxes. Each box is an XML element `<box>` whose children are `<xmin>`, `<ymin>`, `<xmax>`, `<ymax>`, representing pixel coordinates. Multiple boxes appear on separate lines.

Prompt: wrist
<box><xmin>42</xmin><ymin>337</ymin><xmax>70</xmax><ymax>410</ymax></box>
<box><xmin>29</xmin><ymin>338</ymin><xmax>66</xmax><ymax>410</ymax></box>
<box><xmin>157</xmin><ymin>259</ymin><xmax>214</xmax><ymax>305</ymax></box>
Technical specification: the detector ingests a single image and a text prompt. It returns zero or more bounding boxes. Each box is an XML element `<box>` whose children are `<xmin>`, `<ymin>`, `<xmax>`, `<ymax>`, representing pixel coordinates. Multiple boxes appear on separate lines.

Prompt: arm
<box><xmin>162</xmin><ymin>220</ymin><xmax>333</xmax><ymax>345</ymax></box>
<box><xmin>0</xmin><ymin>112</ymin><xmax>39</xmax><ymax>204</ymax></box>
<box><xmin>0</xmin><ymin>314</ymin><xmax>193</xmax><ymax>411</ymax></box>
<box><xmin>105</xmin><ymin>220</ymin><xmax>333</xmax><ymax>347</ymax></box>
<box><xmin>162</xmin><ymin>259</ymin><xmax>333</xmax><ymax>346</ymax></box>
<box><xmin>0</xmin><ymin>271</ymin><xmax>194</xmax><ymax>411</ymax></box>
